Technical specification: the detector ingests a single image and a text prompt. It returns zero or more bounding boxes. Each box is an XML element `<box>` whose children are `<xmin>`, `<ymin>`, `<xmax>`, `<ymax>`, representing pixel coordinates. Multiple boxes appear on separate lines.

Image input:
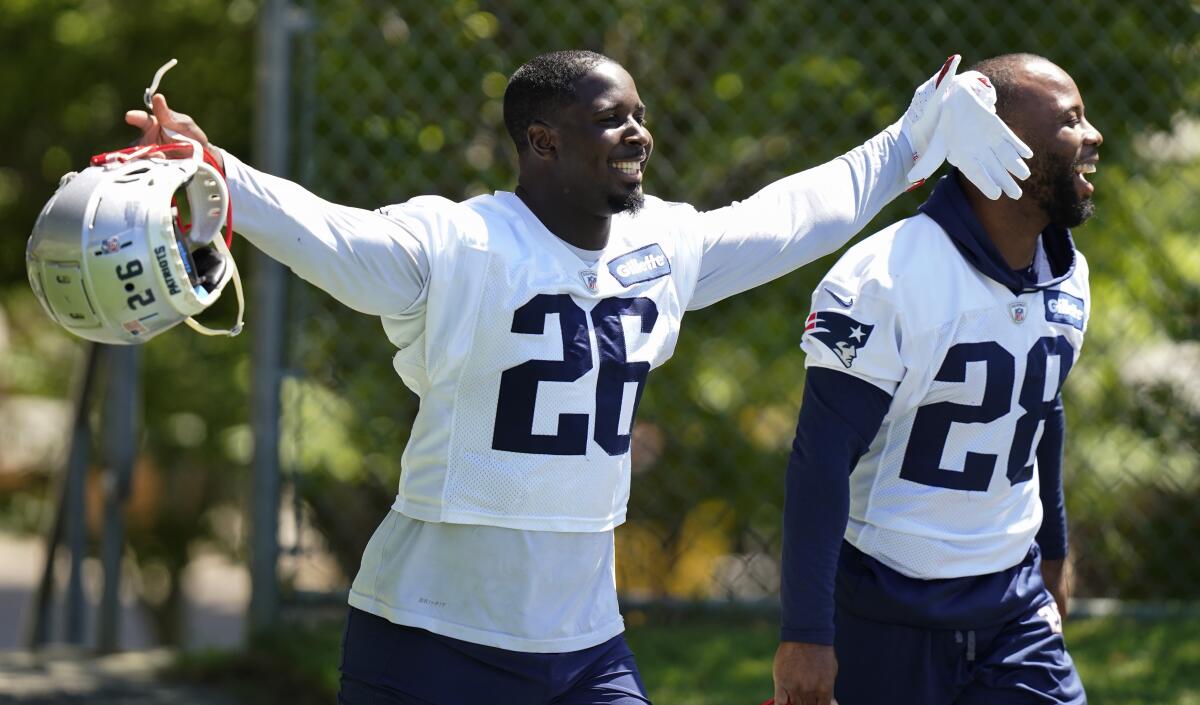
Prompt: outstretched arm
<box><xmin>126</xmin><ymin>94</ymin><xmax>430</xmax><ymax>317</ymax></box>
<box><xmin>688</xmin><ymin>121</ymin><xmax>909</xmax><ymax>310</ymax></box>
<box><xmin>688</xmin><ymin>55</ymin><xmax>1031</xmax><ymax>310</ymax></box>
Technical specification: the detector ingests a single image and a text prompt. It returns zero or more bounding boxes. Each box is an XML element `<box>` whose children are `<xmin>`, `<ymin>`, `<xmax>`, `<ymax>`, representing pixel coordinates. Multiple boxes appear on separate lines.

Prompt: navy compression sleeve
<box><xmin>1034</xmin><ymin>395</ymin><xmax>1068</xmax><ymax>560</ymax></box>
<box><xmin>780</xmin><ymin>367</ymin><xmax>890</xmax><ymax>644</ymax></box>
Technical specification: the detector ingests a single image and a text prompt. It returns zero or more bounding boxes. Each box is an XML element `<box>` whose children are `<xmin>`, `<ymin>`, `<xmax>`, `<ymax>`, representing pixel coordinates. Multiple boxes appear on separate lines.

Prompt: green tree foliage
<box><xmin>1</xmin><ymin>0</ymin><xmax>258</xmax><ymax>643</ymax></box>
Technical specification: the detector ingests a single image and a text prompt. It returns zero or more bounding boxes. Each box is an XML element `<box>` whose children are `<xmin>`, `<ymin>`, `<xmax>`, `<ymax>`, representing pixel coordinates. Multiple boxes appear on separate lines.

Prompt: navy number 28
<box><xmin>492</xmin><ymin>294</ymin><xmax>658</xmax><ymax>457</ymax></box>
<box><xmin>899</xmin><ymin>335</ymin><xmax>1074</xmax><ymax>490</ymax></box>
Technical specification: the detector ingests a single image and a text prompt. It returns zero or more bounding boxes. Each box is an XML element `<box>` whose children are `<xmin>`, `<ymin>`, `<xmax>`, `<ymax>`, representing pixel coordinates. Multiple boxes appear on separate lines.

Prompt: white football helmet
<box><xmin>26</xmin><ymin>139</ymin><xmax>244</xmax><ymax>345</ymax></box>
<box><xmin>27</xmin><ymin>58</ymin><xmax>243</xmax><ymax>345</ymax></box>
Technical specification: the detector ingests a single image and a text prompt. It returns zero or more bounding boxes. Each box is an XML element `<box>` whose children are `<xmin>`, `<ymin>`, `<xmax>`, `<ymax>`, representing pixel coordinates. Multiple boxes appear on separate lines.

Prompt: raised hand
<box><xmin>124</xmin><ymin>94</ymin><xmax>222</xmax><ymax>170</ymax></box>
<box><xmin>901</xmin><ymin>54</ymin><xmax>961</xmax><ymax>170</ymax></box>
<box><xmin>902</xmin><ymin>55</ymin><xmax>1033</xmax><ymax>200</ymax></box>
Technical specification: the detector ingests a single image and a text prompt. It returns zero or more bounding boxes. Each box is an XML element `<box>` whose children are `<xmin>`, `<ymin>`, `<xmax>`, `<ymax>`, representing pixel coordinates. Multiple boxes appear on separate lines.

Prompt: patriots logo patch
<box><xmin>805</xmin><ymin>311</ymin><xmax>874</xmax><ymax>368</ymax></box>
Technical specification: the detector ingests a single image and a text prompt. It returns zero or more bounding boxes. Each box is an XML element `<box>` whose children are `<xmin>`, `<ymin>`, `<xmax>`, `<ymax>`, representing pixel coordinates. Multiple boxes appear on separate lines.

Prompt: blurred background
<box><xmin>1</xmin><ymin>1</ymin><xmax>1198</xmax><ymax>703</ymax></box>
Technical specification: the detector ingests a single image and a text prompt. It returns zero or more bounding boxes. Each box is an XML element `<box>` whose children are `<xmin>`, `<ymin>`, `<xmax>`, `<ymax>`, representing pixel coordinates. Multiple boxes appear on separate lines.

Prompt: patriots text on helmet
<box><xmin>154</xmin><ymin>245</ymin><xmax>182</xmax><ymax>296</ymax></box>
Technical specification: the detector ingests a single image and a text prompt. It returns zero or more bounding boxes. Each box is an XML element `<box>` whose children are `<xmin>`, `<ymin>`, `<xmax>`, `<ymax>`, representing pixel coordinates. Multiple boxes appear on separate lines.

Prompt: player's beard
<box><xmin>1025</xmin><ymin>150</ymin><xmax>1094</xmax><ymax>228</ymax></box>
<box><xmin>608</xmin><ymin>186</ymin><xmax>644</xmax><ymax>215</ymax></box>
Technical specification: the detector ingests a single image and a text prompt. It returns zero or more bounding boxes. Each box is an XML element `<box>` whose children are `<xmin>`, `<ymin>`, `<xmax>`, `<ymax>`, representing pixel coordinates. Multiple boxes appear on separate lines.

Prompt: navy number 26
<box><xmin>899</xmin><ymin>335</ymin><xmax>1074</xmax><ymax>490</ymax></box>
<box><xmin>492</xmin><ymin>294</ymin><xmax>658</xmax><ymax>457</ymax></box>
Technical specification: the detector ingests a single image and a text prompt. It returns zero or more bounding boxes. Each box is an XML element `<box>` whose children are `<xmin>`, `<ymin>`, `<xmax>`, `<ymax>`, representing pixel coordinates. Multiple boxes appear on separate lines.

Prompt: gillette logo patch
<box><xmin>1044</xmin><ymin>290</ymin><xmax>1085</xmax><ymax>330</ymax></box>
<box><xmin>609</xmin><ymin>244</ymin><xmax>671</xmax><ymax>286</ymax></box>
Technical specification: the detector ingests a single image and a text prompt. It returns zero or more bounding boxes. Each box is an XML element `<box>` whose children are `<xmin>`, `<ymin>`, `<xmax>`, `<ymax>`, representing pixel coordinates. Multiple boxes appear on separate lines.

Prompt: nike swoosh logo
<box><xmin>824</xmin><ymin>288</ymin><xmax>855</xmax><ymax>308</ymax></box>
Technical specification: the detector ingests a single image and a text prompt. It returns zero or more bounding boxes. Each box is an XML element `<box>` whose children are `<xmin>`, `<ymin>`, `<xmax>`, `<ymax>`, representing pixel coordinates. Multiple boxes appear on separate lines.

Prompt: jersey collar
<box><xmin>917</xmin><ymin>170</ymin><xmax>1078</xmax><ymax>295</ymax></box>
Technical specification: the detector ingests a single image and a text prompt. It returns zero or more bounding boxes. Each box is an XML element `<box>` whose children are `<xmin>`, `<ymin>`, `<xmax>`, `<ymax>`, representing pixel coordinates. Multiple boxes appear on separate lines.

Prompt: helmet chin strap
<box><xmin>145</xmin><ymin>59</ymin><xmax>243</xmax><ymax>338</ymax></box>
<box><xmin>183</xmin><ymin>231</ymin><xmax>245</xmax><ymax>338</ymax></box>
<box><xmin>144</xmin><ymin>58</ymin><xmax>178</xmax><ymax>110</ymax></box>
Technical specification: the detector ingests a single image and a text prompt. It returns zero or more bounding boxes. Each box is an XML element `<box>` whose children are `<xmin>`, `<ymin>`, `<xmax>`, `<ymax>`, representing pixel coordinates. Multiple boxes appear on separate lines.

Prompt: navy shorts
<box><xmin>338</xmin><ymin>607</ymin><xmax>652</xmax><ymax>705</ymax></box>
<box><xmin>833</xmin><ymin>596</ymin><xmax>1086</xmax><ymax>704</ymax></box>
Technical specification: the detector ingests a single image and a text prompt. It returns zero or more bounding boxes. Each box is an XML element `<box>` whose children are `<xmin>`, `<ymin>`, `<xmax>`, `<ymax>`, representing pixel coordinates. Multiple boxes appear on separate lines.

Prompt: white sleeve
<box><xmin>222</xmin><ymin>151</ymin><xmax>430</xmax><ymax>317</ymax></box>
<box><xmin>686</xmin><ymin>122</ymin><xmax>912</xmax><ymax>310</ymax></box>
<box><xmin>801</xmin><ymin>279</ymin><xmax>905</xmax><ymax>396</ymax></box>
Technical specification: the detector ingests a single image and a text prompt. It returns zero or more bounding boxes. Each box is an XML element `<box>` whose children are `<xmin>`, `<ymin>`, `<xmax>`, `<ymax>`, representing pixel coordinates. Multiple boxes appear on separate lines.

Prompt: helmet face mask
<box><xmin>26</xmin><ymin>146</ymin><xmax>243</xmax><ymax>345</ymax></box>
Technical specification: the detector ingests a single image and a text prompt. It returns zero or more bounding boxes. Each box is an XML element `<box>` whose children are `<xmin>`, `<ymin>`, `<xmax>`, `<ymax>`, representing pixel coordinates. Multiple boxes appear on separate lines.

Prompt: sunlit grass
<box><xmin>625</xmin><ymin>615</ymin><xmax>776</xmax><ymax>704</ymax></box>
<box><xmin>174</xmin><ymin>613</ymin><xmax>1200</xmax><ymax>705</ymax></box>
<box><xmin>624</xmin><ymin>614</ymin><xmax>1200</xmax><ymax>705</ymax></box>
<box><xmin>1068</xmin><ymin>617</ymin><xmax>1200</xmax><ymax>705</ymax></box>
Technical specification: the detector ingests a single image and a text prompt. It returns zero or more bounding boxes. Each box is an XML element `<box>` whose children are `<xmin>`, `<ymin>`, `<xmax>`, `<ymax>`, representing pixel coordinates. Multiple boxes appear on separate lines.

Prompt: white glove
<box><xmin>901</xmin><ymin>55</ymin><xmax>961</xmax><ymax>164</ymax></box>
<box><xmin>901</xmin><ymin>56</ymin><xmax>1034</xmax><ymax>200</ymax></box>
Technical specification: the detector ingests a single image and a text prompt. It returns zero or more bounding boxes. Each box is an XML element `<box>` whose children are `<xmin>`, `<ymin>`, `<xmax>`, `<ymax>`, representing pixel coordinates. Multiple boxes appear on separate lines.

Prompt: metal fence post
<box><xmin>248</xmin><ymin>0</ymin><xmax>296</xmax><ymax>635</ymax></box>
<box><xmin>96</xmin><ymin>344</ymin><xmax>140</xmax><ymax>653</ymax></box>
<box><xmin>28</xmin><ymin>344</ymin><xmax>102</xmax><ymax>649</ymax></box>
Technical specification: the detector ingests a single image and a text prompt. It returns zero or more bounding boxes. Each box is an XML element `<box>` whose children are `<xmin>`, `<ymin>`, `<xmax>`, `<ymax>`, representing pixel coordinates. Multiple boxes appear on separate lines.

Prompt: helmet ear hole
<box><xmin>191</xmin><ymin>246</ymin><xmax>228</xmax><ymax>294</ymax></box>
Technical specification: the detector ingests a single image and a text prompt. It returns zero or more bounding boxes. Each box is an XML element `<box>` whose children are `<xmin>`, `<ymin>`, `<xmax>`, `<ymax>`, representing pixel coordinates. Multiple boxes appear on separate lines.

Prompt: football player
<box><xmin>129</xmin><ymin>51</ymin><xmax>1030</xmax><ymax>705</ymax></box>
<box><xmin>773</xmin><ymin>53</ymin><xmax>1101</xmax><ymax>705</ymax></box>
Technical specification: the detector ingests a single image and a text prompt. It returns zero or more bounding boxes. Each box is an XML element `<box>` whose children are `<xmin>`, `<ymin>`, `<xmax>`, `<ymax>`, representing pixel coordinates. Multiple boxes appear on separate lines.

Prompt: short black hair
<box><xmin>503</xmin><ymin>50</ymin><xmax>615</xmax><ymax>153</ymax></box>
<box><xmin>970</xmin><ymin>53</ymin><xmax>1052</xmax><ymax>121</ymax></box>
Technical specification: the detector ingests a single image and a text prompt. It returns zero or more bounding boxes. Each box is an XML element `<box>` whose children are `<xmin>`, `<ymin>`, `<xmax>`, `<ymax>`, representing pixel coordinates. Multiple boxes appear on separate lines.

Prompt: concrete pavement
<box><xmin>0</xmin><ymin>647</ymin><xmax>244</xmax><ymax>704</ymax></box>
<box><xmin>0</xmin><ymin>533</ymin><xmax>249</xmax><ymax>703</ymax></box>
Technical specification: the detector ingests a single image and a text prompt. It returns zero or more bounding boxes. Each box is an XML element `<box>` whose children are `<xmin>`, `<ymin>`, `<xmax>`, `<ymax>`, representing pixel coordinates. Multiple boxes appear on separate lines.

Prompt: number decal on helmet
<box><xmin>115</xmin><ymin>260</ymin><xmax>144</xmax><ymax>280</ymax></box>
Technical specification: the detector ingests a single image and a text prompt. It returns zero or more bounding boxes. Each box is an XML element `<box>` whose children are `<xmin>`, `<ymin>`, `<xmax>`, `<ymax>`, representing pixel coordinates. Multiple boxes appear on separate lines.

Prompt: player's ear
<box><xmin>526</xmin><ymin>120</ymin><xmax>557</xmax><ymax>161</ymax></box>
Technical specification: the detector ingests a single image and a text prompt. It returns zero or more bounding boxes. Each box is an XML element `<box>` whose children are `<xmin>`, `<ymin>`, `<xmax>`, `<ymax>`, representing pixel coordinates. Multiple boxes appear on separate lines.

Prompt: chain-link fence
<box><xmin>275</xmin><ymin>0</ymin><xmax>1200</xmax><ymax>605</ymax></box>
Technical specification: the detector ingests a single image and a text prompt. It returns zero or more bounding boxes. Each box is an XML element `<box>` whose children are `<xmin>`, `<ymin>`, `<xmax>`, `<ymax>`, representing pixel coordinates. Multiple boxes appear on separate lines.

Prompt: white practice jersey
<box><xmin>387</xmin><ymin>190</ymin><xmax>702</xmax><ymax>531</ymax></box>
<box><xmin>802</xmin><ymin>212</ymin><xmax>1089</xmax><ymax>580</ymax></box>
<box><xmin>222</xmin><ymin>123</ymin><xmax>909</xmax><ymax>651</ymax></box>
